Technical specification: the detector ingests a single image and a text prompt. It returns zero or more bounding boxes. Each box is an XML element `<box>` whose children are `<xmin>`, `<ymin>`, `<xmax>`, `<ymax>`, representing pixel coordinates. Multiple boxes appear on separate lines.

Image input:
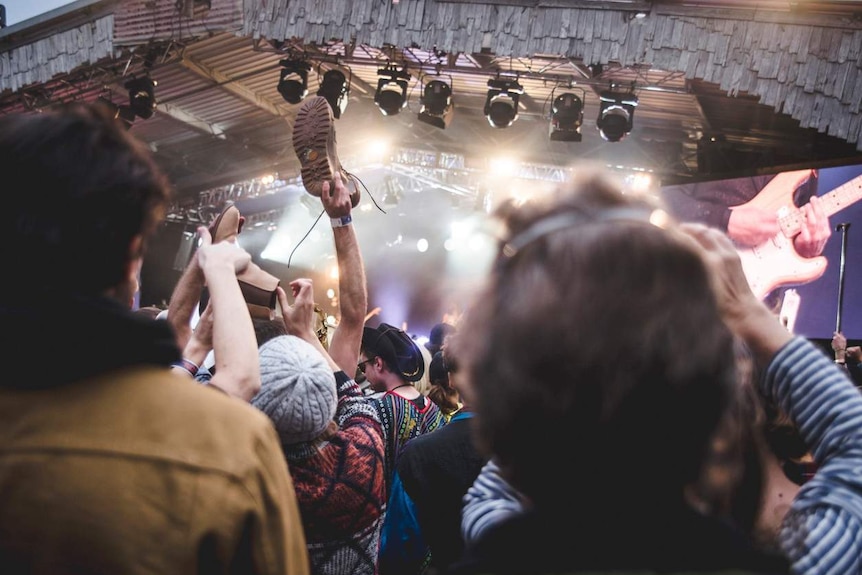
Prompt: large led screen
<box><xmin>660</xmin><ymin>164</ymin><xmax>862</xmax><ymax>340</ymax></box>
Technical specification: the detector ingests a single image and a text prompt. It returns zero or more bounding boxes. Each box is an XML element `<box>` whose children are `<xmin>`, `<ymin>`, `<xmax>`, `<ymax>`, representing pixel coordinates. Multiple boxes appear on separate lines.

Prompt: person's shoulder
<box><xmin>111</xmin><ymin>365</ymin><xmax>278</xmax><ymax>443</ymax></box>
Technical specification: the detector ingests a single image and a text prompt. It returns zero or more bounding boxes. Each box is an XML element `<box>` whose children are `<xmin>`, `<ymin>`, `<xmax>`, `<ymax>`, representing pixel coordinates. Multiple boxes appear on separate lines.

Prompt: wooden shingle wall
<box><xmin>113</xmin><ymin>0</ymin><xmax>243</xmax><ymax>46</ymax></box>
<box><xmin>2</xmin><ymin>0</ymin><xmax>860</xmax><ymax>151</ymax></box>
<box><xmin>244</xmin><ymin>0</ymin><xmax>862</xmax><ymax>150</ymax></box>
<box><xmin>0</xmin><ymin>16</ymin><xmax>114</xmax><ymax>92</ymax></box>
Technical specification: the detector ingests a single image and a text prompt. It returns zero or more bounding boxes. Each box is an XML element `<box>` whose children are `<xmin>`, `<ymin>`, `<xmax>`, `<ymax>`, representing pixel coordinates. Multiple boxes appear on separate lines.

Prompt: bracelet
<box><xmin>835</xmin><ymin>359</ymin><xmax>847</xmax><ymax>365</ymax></box>
<box><xmin>171</xmin><ymin>358</ymin><xmax>200</xmax><ymax>376</ymax></box>
<box><xmin>330</xmin><ymin>214</ymin><xmax>352</xmax><ymax>228</ymax></box>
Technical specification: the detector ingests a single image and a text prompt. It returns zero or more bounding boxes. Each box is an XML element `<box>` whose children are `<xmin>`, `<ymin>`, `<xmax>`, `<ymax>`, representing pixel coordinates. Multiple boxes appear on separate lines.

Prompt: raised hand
<box><xmin>195</xmin><ymin>226</ymin><xmax>252</xmax><ymax>276</ymax></box>
<box><xmin>680</xmin><ymin>222</ymin><xmax>793</xmax><ymax>362</ymax></box>
<box><xmin>278</xmin><ymin>278</ymin><xmax>317</xmax><ymax>341</ymax></box>
<box><xmin>321</xmin><ymin>171</ymin><xmax>352</xmax><ymax>220</ymax></box>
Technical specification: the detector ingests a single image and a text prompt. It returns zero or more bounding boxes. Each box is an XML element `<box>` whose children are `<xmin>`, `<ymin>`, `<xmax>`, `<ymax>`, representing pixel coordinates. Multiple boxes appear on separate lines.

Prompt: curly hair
<box><xmin>457</xmin><ymin>167</ymin><xmax>747</xmax><ymax>513</ymax></box>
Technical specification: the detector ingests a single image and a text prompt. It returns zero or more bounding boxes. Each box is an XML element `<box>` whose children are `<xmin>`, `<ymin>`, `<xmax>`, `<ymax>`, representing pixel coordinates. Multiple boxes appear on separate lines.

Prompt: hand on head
<box><xmin>277</xmin><ymin>278</ymin><xmax>317</xmax><ymax>342</ymax></box>
<box><xmin>680</xmin><ymin>222</ymin><xmax>792</xmax><ymax>359</ymax></box>
<box><xmin>680</xmin><ymin>223</ymin><xmax>761</xmax><ymax>322</ymax></box>
<box><xmin>321</xmin><ymin>172</ymin><xmax>352</xmax><ymax>219</ymax></box>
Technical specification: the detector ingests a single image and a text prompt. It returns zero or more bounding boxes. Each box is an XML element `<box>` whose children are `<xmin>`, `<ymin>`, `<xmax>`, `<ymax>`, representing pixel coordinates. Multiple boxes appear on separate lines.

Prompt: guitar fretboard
<box><xmin>779</xmin><ymin>174</ymin><xmax>862</xmax><ymax>237</ymax></box>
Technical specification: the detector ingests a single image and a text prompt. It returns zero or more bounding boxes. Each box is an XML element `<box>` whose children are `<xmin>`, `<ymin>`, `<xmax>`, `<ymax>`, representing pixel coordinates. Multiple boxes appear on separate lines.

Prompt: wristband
<box><xmin>172</xmin><ymin>358</ymin><xmax>200</xmax><ymax>376</ymax></box>
<box><xmin>330</xmin><ymin>214</ymin><xmax>352</xmax><ymax>228</ymax></box>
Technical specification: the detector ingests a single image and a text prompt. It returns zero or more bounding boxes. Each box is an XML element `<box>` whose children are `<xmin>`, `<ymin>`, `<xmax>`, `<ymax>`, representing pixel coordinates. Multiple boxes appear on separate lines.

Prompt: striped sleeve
<box><xmin>764</xmin><ymin>337</ymin><xmax>862</xmax><ymax>575</ymax></box>
<box><xmin>460</xmin><ymin>459</ymin><xmax>527</xmax><ymax>545</ymax></box>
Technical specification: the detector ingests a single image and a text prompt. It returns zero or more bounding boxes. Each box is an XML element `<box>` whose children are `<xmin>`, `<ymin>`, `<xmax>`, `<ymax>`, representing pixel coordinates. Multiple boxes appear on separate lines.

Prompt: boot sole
<box><xmin>293</xmin><ymin>96</ymin><xmax>338</xmax><ymax>198</ymax></box>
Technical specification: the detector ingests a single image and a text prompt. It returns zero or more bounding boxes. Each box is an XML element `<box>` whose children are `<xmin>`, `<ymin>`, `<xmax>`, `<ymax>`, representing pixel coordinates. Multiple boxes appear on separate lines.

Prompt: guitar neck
<box><xmin>780</xmin><ymin>175</ymin><xmax>862</xmax><ymax>236</ymax></box>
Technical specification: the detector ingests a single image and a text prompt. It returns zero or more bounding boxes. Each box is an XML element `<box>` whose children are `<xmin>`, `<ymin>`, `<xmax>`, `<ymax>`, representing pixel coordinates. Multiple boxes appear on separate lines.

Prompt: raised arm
<box><xmin>321</xmin><ymin>172</ymin><xmax>367</xmax><ymax>373</ymax></box>
<box><xmin>195</xmin><ymin>226</ymin><xmax>261</xmax><ymax>401</ymax></box>
<box><xmin>167</xmin><ymin>245</ymin><xmax>205</xmax><ymax>351</ymax></box>
<box><xmin>681</xmin><ymin>222</ymin><xmax>862</xmax><ymax>575</ymax></box>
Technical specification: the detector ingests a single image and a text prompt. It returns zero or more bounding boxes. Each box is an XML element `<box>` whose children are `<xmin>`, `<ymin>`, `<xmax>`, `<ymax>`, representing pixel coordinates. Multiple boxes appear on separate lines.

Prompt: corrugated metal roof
<box><xmin>2</xmin><ymin>0</ymin><xmax>862</xmax><ymax>202</ymax></box>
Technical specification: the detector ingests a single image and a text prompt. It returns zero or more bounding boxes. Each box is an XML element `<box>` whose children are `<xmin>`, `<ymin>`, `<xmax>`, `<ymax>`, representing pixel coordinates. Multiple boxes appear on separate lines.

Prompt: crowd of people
<box><xmin>1</xmin><ymin>97</ymin><xmax>861</xmax><ymax>575</ymax></box>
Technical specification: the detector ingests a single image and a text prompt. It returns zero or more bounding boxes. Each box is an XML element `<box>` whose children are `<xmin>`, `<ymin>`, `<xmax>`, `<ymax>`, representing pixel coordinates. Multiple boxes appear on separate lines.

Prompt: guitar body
<box><xmin>733</xmin><ymin>170</ymin><xmax>827</xmax><ymax>300</ymax></box>
<box><xmin>738</xmin><ymin>235</ymin><xmax>827</xmax><ymax>300</ymax></box>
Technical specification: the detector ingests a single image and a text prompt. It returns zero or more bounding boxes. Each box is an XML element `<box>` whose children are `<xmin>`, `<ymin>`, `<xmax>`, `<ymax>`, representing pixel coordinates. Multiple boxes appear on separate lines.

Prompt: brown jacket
<box><xmin>0</xmin><ymin>365</ymin><xmax>310</xmax><ymax>575</ymax></box>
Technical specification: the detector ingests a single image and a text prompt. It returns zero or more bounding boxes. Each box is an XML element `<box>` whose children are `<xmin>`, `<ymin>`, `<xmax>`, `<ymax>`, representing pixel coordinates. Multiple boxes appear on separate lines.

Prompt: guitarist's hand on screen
<box><xmin>727</xmin><ymin>205</ymin><xmax>780</xmax><ymax>246</ymax></box>
<box><xmin>793</xmin><ymin>195</ymin><xmax>831</xmax><ymax>259</ymax></box>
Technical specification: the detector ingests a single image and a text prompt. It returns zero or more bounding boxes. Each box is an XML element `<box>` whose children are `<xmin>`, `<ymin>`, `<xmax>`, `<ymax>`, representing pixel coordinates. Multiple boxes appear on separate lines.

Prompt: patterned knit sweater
<box><xmin>371</xmin><ymin>389</ymin><xmax>449</xmax><ymax>498</ymax></box>
<box><xmin>283</xmin><ymin>371</ymin><xmax>386</xmax><ymax>575</ymax></box>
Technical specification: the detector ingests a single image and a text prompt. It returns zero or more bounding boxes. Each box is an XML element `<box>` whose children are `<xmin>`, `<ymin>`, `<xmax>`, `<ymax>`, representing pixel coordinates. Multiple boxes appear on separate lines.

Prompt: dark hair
<box><xmin>0</xmin><ymin>103</ymin><xmax>172</xmax><ymax>296</ymax></box>
<box><xmin>425</xmin><ymin>322</ymin><xmax>457</xmax><ymax>356</ymax></box>
<box><xmin>458</xmin><ymin>169</ymin><xmax>746</xmax><ymax>512</ymax></box>
<box><xmin>253</xmin><ymin>317</ymin><xmax>288</xmax><ymax>348</ymax></box>
<box><xmin>427</xmin><ymin>350</ymin><xmax>460</xmax><ymax>415</ymax></box>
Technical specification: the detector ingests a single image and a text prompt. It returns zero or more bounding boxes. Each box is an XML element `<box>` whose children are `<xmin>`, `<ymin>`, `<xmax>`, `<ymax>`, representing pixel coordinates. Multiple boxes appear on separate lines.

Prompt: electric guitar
<box><xmin>737</xmin><ymin>170</ymin><xmax>862</xmax><ymax>300</ymax></box>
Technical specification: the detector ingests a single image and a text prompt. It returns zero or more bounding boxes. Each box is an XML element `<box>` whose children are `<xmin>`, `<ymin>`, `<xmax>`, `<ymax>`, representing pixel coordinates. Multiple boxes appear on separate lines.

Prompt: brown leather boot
<box><xmin>209</xmin><ymin>203</ymin><xmax>245</xmax><ymax>243</ymax></box>
<box><xmin>237</xmin><ymin>263</ymin><xmax>281</xmax><ymax>320</ymax></box>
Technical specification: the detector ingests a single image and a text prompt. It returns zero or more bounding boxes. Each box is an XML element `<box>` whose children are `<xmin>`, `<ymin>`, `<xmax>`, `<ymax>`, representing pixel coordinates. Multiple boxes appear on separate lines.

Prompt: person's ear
<box><xmin>125</xmin><ymin>235</ymin><xmax>144</xmax><ymax>283</ymax></box>
<box><xmin>116</xmin><ymin>235</ymin><xmax>144</xmax><ymax>305</ymax></box>
<box><xmin>128</xmin><ymin>233</ymin><xmax>145</xmax><ymax>259</ymax></box>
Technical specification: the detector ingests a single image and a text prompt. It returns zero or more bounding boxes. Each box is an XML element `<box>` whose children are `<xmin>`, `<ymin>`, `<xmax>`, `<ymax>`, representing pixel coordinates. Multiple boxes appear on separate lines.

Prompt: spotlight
<box><xmin>117</xmin><ymin>105</ymin><xmax>137</xmax><ymax>127</ymax></box>
<box><xmin>125</xmin><ymin>76</ymin><xmax>157</xmax><ymax>120</ymax></box>
<box><xmin>374</xmin><ymin>64</ymin><xmax>411</xmax><ymax>116</ymax></box>
<box><xmin>277</xmin><ymin>58</ymin><xmax>310</xmax><ymax>104</ymax></box>
<box><xmin>484</xmin><ymin>76</ymin><xmax>523</xmax><ymax>129</ymax></box>
<box><xmin>95</xmin><ymin>96</ymin><xmax>135</xmax><ymax>130</ymax></box>
<box><xmin>316</xmin><ymin>67</ymin><xmax>351</xmax><ymax>119</ymax></box>
<box><xmin>549</xmin><ymin>87</ymin><xmax>585</xmax><ymax>142</ymax></box>
<box><xmin>596</xmin><ymin>88</ymin><xmax>638</xmax><ymax>142</ymax></box>
<box><xmin>417</xmin><ymin>76</ymin><xmax>453</xmax><ymax>129</ymax></box>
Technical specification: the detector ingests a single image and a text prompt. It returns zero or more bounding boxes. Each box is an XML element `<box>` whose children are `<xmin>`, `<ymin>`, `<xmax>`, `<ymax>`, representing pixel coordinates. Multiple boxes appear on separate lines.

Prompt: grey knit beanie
<box><xmin>253</xmin><ymin>335</ymin><xmax>336</xmax><ymax>445</ymax></box>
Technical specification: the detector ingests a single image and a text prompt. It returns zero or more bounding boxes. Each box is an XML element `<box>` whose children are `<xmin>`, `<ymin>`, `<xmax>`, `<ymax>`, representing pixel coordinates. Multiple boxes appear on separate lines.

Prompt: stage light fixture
<box><xmin>316</xmin><ymin>67</ymin><xmax>351</xmax><ymax>119</ymax></box>
<box><xmin>374</xmin><ymin>64</ymin><xmax>411</xmax><ymax>116</ymax></box>
<box><xmin>277</xmin><ymin>58</ymin><xmax>311</xmax><ymax>104</ymax></box>
<box><xmin>95</xmin><ymin>96</ymin><xmax>135</xmax><ymax>130</ymax></box>
<box><xmin>549</xmin><ymin>86</ymin><xmax>585</xmax><ymax>142</ymax></box>
<box><xmin>417</xmin><ymin>76</ymin><xmax>454</xmax><ymax>129</ymax></box>
<box><xmin>596</xmin><ymin>88</ymin><xmax>638</xmax><ymax>142</ymax></box>
<box><xmin>125</xmin><ymin>76</ymin><xmax>157</xmax><ymax>120</ymax></box>
<box><xmin>484</xmin><ymin>77</ymin><xmax>523</xmax><ymax>129</ymax></box>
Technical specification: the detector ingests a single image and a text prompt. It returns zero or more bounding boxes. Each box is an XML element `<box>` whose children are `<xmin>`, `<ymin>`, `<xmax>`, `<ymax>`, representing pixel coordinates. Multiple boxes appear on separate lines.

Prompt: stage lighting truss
<box><xmin>124</xmin><ymin>76</ymin><xmax>158</xmax><ymax>120</ymax></box>
<box><xmin>375</xmin><ymin>64</ymin><xmax>412</xmax><ymax>116</ymax></box>
<box><xmin>277</xmin><ymin>58</ymin><xmax>311</xmax><ymax>105</ymax></box>
<box><xmin>418</xmin><ymin>75</ymin><xmax>454</xmax><ymax>129</ymax></box>
<box><xmin>597</xmin><ymin>87</ymin><xmax>639</xmax><ymax>142</ymax></box>
<box><xmin>484</xmin><ymin>76</ymin><xmax>524</xmax><ymax>129</ymax></box>
<box><xmin>549</xmin><ymin>85</ymin><xmax>586</xmax><ymax>142</ymax></box>
<box><xmin>316</xmin><ymin>66</ymin><xmax>351</xmax><ymax>119</ymax></box>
